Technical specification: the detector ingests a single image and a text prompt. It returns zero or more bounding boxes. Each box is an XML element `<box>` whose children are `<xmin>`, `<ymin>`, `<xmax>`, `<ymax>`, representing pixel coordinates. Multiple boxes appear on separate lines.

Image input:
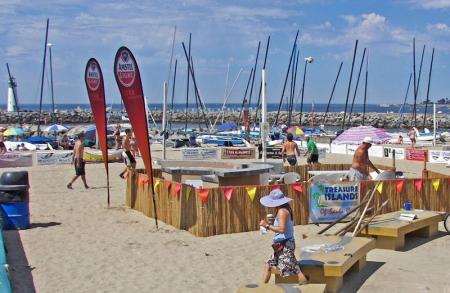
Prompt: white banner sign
<box><xmin>330</xmin><ymin>144</ymin><xmax>347</xmax><ymax>154</ymax></box>
<box><xmin>36</xmin><ymin>151</ymin><xmax>73</xmax><ymax>166</ymax></box>
<box><xmin>182</xmin><ymin>148</ymin><xmax>218</xmax><ymax>161</ymax></box>
<box><xmin>428</xmin><ymin>150</ymin><xmax>450</xmax><ymax>164</ymax></box>
<box><xmin>383</xmin><ymin>147</ymin><xmax>405</xmax><ymax>160</ymax></box>
<box><xmin>0</xmin><ymin>153</ymin><xmax>33</xmax><ymax>168</ymax></box>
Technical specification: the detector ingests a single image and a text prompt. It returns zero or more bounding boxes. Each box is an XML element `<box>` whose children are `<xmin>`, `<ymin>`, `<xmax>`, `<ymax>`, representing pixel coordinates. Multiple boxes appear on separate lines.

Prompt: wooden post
<box><xmin>422</xmin><ymin>153</ymin><xmax>428</xmax><ymax>179</ymax></box>
<box><xmin>392</xmin><ymin>149</ymin><xmax>396</xmax><ymax>172</ymax></box>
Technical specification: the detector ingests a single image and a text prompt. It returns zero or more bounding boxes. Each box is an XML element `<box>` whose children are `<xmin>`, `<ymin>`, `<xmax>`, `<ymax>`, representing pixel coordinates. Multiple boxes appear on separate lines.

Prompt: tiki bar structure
<box><xmin>126</xmin><ymin>163</ymin><xmax>449</xmax><ymax>237</ymax></box>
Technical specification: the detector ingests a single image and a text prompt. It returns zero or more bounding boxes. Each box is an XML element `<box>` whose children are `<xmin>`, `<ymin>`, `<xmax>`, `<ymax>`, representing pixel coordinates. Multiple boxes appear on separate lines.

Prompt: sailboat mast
<box><xmin>274</xmin><ymin>30</ymin><xmax>299</xmax><ymax>126</ymax></box>
<box><xmin>362</xmin><ymin>52</ymin><xmax>369</xmax><ymax>125</ymax></box>
<box><xmin>169</xmin><ymin>59</ymin><xmax>177</xmax><ymax>130</ymax></box>
<box><xmin>348</xmin><ymin>47</ymin><xmax>367</xmax><ymax>126</ymax></box>
<box><xmin>324</xmin><ymin>62</ymin><xmax>343</xmax><ymax>120</ymax></box>
<box><xmin>423</xmin><ymin>48</ymin><xmax>435</xmax><ymax>128</ymax></box>
<box><xmin>184</xmin><ymin>33</ymin><xmax>191</xmax><ymax>136</ymax></box>
<box><xmin>37</xmin><ymin>18</ymin><xmax>50</xmax><ymax>136</ymax></box>
<box><xmin>341</xmin><ymin>39</ymin><xmax>358</xmax><ymax>130</ymax></box>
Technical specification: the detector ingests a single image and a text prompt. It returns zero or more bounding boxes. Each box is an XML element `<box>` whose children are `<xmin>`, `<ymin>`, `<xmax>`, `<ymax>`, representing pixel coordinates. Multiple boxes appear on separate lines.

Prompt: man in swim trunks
<box><xmin>408</xmin><ymin>128</ymin><xmax>416</xmax><ymax>147</ymax></box>
<box><xmin>282</xmin><ymin>133</ymin><xmax>300</xmax><ymax>166</ymax></box>
<box><xmin>119</xmin><ymin>129</ymin><xmax>136</xmax><ymax>179</ymax></box>
<box><xmin>67</xmin><ymin>133</ymin><xmax>89</xmax><ymax>189</ymax></box>
<box><xmin>348</xmin><ymin>137</ymin><xmax>380</xmax><ymax>181</ymax></box>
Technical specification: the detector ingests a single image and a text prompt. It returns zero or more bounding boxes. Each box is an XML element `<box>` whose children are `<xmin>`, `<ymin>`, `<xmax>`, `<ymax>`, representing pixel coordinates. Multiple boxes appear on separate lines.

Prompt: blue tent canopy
<box><xmin>26</xmin><ymin>136</ymin><xmax>56</xmax><ymax>144</ymax></box>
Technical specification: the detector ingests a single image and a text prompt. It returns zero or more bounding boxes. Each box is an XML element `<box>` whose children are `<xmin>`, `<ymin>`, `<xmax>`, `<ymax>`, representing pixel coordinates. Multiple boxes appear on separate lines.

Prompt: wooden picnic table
<box><xmin>272</xmin><ymin>236</ymin><xmax>375</xmax><ymax>293</ymax></box>
<box><xmin>359</xmin><ymin>210</ymin><xmax>443</xmax><ymax>250</ymax></box>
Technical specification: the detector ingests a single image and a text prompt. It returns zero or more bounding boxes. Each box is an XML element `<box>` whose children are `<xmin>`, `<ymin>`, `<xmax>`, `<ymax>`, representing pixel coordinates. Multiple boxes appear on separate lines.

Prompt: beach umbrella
<box><xmin>3</xmin><ymin>127</ymin><xmax>24</xmax><ymax>136</ymax></box>
<box><xmin>287</xmin><ymin>126</ymin><xmax>304</xmax><ymax>136</ymax></box>
<box><xmin>334</xmin><ymin>125</ymin><xmax>391</xmax><ymax>144</ymax></box>
<box><xmin>44</xmin><ymin>124</ymin><xmax>68</xmax><ymax>132</ymax></box>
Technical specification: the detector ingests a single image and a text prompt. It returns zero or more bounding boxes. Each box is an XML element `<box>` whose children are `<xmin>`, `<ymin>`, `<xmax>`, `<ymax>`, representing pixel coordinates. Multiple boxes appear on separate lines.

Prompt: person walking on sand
<box><xmin>67</xmin><ymin>133</ymin><xmax>89</xmax><ymax>189</ymax></box>
<box><xmin>348</xmin><ymin>137</ymin><xmax>380</xmax><ymax>181</ymax></box>
<box><xmin>119</xmin><ymin>129</ymin><xmax>136</xmax><ymax>179</ymax></box>
<box><xmin>259</xmin><ymin>189</ymin><xmax>308</xmax><ymax>285</ymax></box>
<box><xmin>282</xmin><ymin>133</ymin><xmax>300</xmax><ymax>166</ymax></box>
<box><xmin>305</xmin><ymin>135</ymin><xmax>319</xmax><ymax>166</ymax></box>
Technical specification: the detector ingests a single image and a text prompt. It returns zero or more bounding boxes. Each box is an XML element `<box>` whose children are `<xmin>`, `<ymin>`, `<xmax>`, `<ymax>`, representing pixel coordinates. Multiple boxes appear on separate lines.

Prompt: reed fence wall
<box><xmin>126</xmin><ymin>165</ymin><xmax>449</xmax><ymax>237</ymax></box>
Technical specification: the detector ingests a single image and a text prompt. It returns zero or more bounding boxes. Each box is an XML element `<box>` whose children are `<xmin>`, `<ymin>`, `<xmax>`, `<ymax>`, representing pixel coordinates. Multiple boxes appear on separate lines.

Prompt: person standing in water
<box><xmin>119</xmin><ymin>129</ymin><xmax>136</xmax><ymax>179</ymax></box>
<box><xmin>281</xmin><ymin>133</ymin><xmax>300</xmax><ymax>166</ymax></box>
<box><xmin>67</xmin><ymin>133</ymin><xmax>89</xmax><ymax>189</ymax></box>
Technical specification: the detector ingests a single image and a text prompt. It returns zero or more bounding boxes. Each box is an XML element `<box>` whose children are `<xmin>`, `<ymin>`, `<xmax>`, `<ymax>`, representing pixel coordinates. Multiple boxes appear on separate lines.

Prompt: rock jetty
<box><xmin>1</xmin><ymin>110</ymin><xmax>448</xmax><ymax>129</ymax></box>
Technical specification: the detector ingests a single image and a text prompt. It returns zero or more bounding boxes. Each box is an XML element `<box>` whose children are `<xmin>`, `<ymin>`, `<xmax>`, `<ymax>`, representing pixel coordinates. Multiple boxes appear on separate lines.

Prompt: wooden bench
<box><xmin>237</xmin><ymin>283</ymin><xmax>326</xmax><ymax>293</ymax></box>
<box><xmin>359</xmin><ymin>210</ymin><xmax>443</xmax><ymax>250</ymax></box>
<box><xmin>271</xmin><ymin>236</ymin><xmax>375</xmax><ymax>293</ymax></box>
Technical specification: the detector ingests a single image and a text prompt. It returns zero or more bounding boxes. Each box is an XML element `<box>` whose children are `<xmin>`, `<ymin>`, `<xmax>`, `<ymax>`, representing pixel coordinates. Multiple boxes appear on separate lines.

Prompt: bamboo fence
<box><xmin>126</xmin><ymin>165</ymin><xmax>450</xmax><ymax>237</ymax></box>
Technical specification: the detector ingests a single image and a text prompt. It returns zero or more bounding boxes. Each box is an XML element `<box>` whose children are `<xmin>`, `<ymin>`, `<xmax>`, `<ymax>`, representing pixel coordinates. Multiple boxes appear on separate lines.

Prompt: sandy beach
<box><xmin>2</xmin><ymin>149</ymin><xmax>450</xmax><ymax>293</ymax></box>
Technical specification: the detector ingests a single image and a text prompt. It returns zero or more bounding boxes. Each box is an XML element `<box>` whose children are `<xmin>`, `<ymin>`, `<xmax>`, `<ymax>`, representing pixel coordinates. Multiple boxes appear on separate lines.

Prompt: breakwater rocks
<box><xmin>1</xmin><ymin>110</ymin><xmax>449</xmax><ymax>129</ymax></box>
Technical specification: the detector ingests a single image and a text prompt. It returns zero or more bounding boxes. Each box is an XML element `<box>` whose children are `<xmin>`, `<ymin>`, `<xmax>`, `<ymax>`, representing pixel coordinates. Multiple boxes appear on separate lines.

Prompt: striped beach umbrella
<box><xmin>287</xmin><ymin>126</ymin><xmax>304</xmax><ymax>136</ymax></box>
<box><xmin>3</xmin><ymin>127</ymin><xmax>24</xmax><ymax>136</ymax></box>
<box><xmin>44</xmin><ymin>124</ymin><xmax>68</xmax><ymax>132</ymax></box>
<box><xmin>334</xmin><ymin>126</ymin><xmax>391</xmax><ymax>144</ymax></box>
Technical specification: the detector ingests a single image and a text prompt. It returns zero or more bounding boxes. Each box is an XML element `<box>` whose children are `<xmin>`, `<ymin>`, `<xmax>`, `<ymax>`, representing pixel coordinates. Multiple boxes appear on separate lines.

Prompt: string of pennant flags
<box><xmin>139</xmin><ymin>173</ymin><xmax>447</xmax><ymax>205</ymax></box>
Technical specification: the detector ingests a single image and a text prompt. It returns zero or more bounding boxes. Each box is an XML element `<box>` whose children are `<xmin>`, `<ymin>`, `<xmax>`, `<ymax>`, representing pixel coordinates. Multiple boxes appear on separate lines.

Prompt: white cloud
<box><xmin>427</xmin><ymin>23</ymin><xmax>450</xmax><ymax>33</ymax></box>
<box><xmin>409</xmin><ymin>0</ymin><xmax>450</xmax><ymax>9</ymax></box>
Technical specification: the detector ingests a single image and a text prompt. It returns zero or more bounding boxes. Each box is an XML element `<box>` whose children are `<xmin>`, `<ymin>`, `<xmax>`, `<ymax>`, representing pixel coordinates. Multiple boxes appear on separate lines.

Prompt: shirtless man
<box><xmin>119</xmin><ymin>129</ymin><xmax>136</xmax><ymax>179</ymax></box>
<box><xmin>67</xmin><ymin>133</ymin><xmax>89</xmax><ymax>189</ymax></box>
<box><xmin>282</xmin><ymin>133</ymin><xmax>301</xmax><ymax>166</ymax></box>
<box><xmin>408</xmin><ymin>128</ymin><xmax>417</xmax><ymax>147</ymax></box>
<box><xmin>114</xmin><ymin>125</ymin><xmax>121</xmax><ymax>150</ymax></box>
<box><xmin>348</xmin><ymin>137</ymin><xmax>380</xmax><ymax>181</ymax></box>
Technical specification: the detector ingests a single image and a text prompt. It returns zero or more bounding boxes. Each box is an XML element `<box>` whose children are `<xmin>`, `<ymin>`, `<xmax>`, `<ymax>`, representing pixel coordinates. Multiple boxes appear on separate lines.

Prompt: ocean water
<box><xmin>2</xmin><ymin>103</ymin><xmax>449</xmax><ymax>114</ymax></box>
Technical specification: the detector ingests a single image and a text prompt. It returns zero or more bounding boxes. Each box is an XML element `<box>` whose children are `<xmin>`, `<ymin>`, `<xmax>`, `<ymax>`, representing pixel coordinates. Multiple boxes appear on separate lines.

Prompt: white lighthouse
<box><xmin>7</xmin><ymin>77</ymin><xmax>18</xmax><ymax>112</ymax></box>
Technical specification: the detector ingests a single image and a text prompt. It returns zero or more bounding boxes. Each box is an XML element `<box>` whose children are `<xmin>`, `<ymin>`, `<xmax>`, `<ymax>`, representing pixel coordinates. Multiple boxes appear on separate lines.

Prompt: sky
<box><xmin>1</xmin><ymin>0</ymin><xmax>450</xmax><ymax>107</ymax></box>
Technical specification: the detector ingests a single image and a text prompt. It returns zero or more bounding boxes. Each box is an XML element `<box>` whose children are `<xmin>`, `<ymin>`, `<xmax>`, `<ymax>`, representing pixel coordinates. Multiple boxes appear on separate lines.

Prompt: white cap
<box><xmin>304</xmin><ymin>134</ymin><xmax>310</xmax><ymax>138</ymax></box>
<box><xmin>363</xmin><ymin>137</ymin><xmax>373</xmax><ymax>144</ymax></box>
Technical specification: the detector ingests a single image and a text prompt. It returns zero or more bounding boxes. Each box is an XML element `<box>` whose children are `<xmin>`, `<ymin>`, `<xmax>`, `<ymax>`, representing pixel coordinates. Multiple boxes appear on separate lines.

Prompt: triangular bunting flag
<box><xmin>396</xmin><ymin>180</ymin><xmax>404</xmax><ymax>193</ymax></box>
<box><xmin>432</xmin><ymin>179</ymin><xmax>440</xmax><ymax>192</ymax></box>
<box><xmin>414</xmin><ymin>179</ymin><xmax>423</xmax><ymax>192</ymax></box>
<box><xmin>138</xmin><ymin>175</ymin><xmax>149</xmax><ymax>186</ymax></box>
<box><xmin>360</xmin><ymin>181</ymin><xmax>366</xmax><ymax>191</ymax></box>
<box><xmin>376</xmin><ymin>182</ymin><xmax>383</xmax><ymax>194</ymax></box>
<box><xmin>173</xmin><ymin>182</ymin><xmax>182</xmax><ymax>197</ymax></box>
<box><xmin>292</xmin><ymin>183</ymin><xmax>302</xmax><ymax>193</ymax></box>
<box><xmin>222</xmin><ymin>187</ymin><xmax>234</xmax><ymax>201</ymax></box>
<box><xmin>246</xmin><ymin>187</ymin><xmax>257</xmax><ymax>201</ymax></box>
<box><xmin>198</xmin><ymin>188</ymin><xmax>210</xmax><ymax>204</ymax></box>
<box><xmin>154</xmin><ymin>179</ymin><xmax>160</xmax><ymax>191</ymax></box>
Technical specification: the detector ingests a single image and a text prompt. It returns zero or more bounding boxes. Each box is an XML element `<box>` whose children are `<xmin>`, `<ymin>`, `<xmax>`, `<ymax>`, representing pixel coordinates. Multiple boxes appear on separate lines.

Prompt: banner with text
<box><xmin>221</xmin><ymin>147</ymin><xmax>255</xmax><ymax>159</ymax></box>
<box><xmin>428</xmin><ymin>150</ymin><xmax>450</xmax><ymax>164</ymax></box>
<box><xmin>182</xmin><ymin>148</ymin><xmax>218</xmax><ymax>160</ymax></box>
<box><xmin>309</xmin><ymin>181</ymin><xmax>360</xmax><ymax>223</ymax></box>
<box><xmin>114</xmin><ymin>47</ymin><xmax>154</xmax><ymax>187</ymax></box>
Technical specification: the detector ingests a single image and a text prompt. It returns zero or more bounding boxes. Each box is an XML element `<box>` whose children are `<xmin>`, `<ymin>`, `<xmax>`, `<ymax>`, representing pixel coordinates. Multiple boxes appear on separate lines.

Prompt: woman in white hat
<box><xmin>259</xmin><ymin>189</ymin><xmax>308</xmax><ymax>284</ymax></box>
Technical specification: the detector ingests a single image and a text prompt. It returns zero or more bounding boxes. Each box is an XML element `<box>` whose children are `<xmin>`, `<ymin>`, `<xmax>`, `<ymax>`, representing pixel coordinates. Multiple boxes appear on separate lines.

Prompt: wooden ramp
<box><xmin>272</xmin><ymin>236</ymin><xmax>375</xmax><ymax>293</ymax></box>
<box><xmin>237</xmin><ymin>283</ymin><xmax>326</xmax><ymax>293</ymax></box>
<box><xmin>359</xmin><ymin>210</ymin><xmax>443</xmax><ymax>250</ymax></box>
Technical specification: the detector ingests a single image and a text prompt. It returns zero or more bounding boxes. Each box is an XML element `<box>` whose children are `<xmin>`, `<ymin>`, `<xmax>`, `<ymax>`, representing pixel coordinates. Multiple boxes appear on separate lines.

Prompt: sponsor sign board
<box><xmin>405</xmin><ymin>147</ymin><xmax>428</xmax><ymax>161</ymax></box>
<box><xmin>428</xmin><ymin>150</ymin><xmax>450</xmax><ymax>164</ymax></box>
<box><xmin>181</xmin><ymin>148</ymin><xmax>218</xmax><ymax>161</ymax></box>
<box><xmin>36</xmin><ymin>151</ymin><xmax>73</xmax><ymax>165</ymax></box>
<box><xmin>221</xmin><ymin>148</ymin><xmax>255</xmax><ymax>159</ymax></box>
<box><xmin>309</xmin><ymin>181</ymin><xmax>360</xmax><ymax>223</ymax></box>
<box><xmin>0</xmin><ymin>153</ymin><xmax>33</xmax><ymax>168</ymax></box>
<box><xmin>383</xmin><ymin>147</ymin><xmax>405</xmax><ymax>160</ymax></box>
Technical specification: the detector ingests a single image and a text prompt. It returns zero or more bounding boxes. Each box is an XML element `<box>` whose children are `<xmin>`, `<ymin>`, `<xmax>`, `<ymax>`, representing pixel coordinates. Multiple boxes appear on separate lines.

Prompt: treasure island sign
<box><xmin>309</xmin><ymin>181</ymin><xmax>360</xmax><ymax>223</ymax></box>
<box><xmin>221</xmin><ymin>147</ymin><xmax>256</xmax><ymax>159</ymax></box>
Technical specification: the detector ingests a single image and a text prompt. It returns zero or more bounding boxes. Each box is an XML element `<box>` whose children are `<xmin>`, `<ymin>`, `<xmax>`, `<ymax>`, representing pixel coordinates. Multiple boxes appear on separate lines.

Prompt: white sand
<box><xmin>2</xmin><ymin>149</ymin><xmax>450</xmax><ymax>292</ymax></box>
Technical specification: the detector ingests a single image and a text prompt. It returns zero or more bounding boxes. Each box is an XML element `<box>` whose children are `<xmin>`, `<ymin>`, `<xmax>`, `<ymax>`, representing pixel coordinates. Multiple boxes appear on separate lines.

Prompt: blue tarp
<box><xmin>216</xmin><ymin>122</ymin><xmax>238</xmax><ymax>132</ymax></box>
<box><xmin>26</xmin><ymin>136</ymin><xmax>56</xmax><ymax>144</ymax></box>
